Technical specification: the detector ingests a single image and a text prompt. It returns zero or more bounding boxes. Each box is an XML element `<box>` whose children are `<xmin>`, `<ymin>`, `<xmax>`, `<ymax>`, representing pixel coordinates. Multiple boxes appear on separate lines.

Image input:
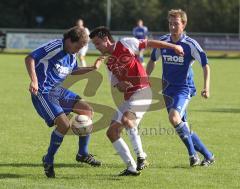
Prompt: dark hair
<box><xmin>63</xmin><ymin>26</ymin><xmax>88</xmax><ymax>44</ymax></box>
<box><xmin>89</xmin><ymin>26</ymin><xmax>114</xmax><ymax>42</ymax></box>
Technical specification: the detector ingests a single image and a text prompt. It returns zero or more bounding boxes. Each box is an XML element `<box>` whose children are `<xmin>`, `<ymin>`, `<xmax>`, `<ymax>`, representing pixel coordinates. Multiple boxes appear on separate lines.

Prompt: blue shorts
<box><xmin>163</xmin><ymin>85</ymin><xmax>196</xmax><ymax>122</ymax></box>
<box><xmin>31</xmin><ymin>87</ymin><xmax>80</xmax><ymax>127</ymax></box>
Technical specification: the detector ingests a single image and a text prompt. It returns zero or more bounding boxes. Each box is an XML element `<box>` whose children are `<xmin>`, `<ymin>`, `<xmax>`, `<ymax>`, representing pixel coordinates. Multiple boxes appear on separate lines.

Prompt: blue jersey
<box><xmin>132</xmin><ymin>26</ymin><xmax>148</xmax><ymax>39</ymax></box>
<box><xmin>151</xmin><ymin>34</ymin><xmax>208</xmax><ymax>89</ymax></box>
<box><xmin>30</xmin><ymin>39</ymin><xmax>78</xmax><ymax>94</ymax></box>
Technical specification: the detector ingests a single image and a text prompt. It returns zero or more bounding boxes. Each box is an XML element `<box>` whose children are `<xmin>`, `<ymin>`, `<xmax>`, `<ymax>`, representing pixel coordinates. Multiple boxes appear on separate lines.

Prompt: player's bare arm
<box><xmin>25</xmin><ymin>55</ymin><xmax>38</xmax><ymax>95</ymax></box>
<box><xmin>201</xmin><ymin>64</ymin><xmax>210</xmax><ymax>99</ymax></box>
<box><xmin>147</xmin><ymin>40</ymin><xmax>184</xmax><ymax>56</ymax></box>
<box><xmin>71</xmin><ymin>56</ymin><xmax>106</xmax><ymax>75</ymax></box>
<box><xmin>146</xmin><ymin>59</ymin><xmax>156</xmax><ymax>76</ymax></box>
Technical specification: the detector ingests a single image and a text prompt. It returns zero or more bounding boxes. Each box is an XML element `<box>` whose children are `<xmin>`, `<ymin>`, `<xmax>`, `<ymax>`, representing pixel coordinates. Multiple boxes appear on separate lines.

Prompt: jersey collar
<box><xmin>170</xmin><ymin>33</ymin><xmax>186</xmax><ymax>43</ymax></box>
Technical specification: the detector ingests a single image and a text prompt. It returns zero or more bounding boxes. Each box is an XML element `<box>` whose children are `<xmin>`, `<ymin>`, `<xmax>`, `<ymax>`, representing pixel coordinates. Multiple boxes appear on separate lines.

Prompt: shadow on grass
<box><xmin>192</xmin><ymin>108</ymin><xmax>240</xmax><ymax>114</ymax></box>
<box><xmin>58</xmin><ymin>174</ymin><xmax>123</xmax><ymax>181</ymax></box>
<box><xmin>0</xmin><ymin>161</ymin><xmax>194</xmax><ymax>169</ymax></box>
<box><xmin>0</xmin><ymin>163</ymin><xmax>97</xmax><ymax>168</ymax></box>
<box><xmin>0</xmin><ymin>173</ymin><xmax>23</xmax><ymax>179</ymax></box>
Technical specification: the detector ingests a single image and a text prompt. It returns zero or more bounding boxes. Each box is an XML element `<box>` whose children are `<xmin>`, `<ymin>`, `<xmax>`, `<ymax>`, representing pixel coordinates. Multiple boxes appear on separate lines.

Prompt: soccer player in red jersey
<box><xmin>90</xmin><ymin>26</ymin><xmax>184</xmax><ymax>176</ymax></box>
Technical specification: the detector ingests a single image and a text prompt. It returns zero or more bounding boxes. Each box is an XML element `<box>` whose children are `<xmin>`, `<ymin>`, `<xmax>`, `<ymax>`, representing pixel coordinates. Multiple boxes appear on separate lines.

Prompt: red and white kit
<box><xmin>106</xmin><ymin>37</ymin><xmax>152</xmax><ymax>124</ymax></box>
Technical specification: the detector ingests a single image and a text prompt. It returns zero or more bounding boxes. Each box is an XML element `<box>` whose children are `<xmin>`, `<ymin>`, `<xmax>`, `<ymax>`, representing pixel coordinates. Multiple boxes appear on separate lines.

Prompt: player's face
<box><xmin>91</xmin><ymin>36</ymin><xmax>109</xmax><ymax>54</ymax></box>
<box><xmin>168</xmin><ymin>16</ymin><xmax>185</xmax><ymax>36</ymax></box>
<box><xmin>65</xmin><ymin>39</ymin><xmax>85</xmax><ymax>54</ymax></box>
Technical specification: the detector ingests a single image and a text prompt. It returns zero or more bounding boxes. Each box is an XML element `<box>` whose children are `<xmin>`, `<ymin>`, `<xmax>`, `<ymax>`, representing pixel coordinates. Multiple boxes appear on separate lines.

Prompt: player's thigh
<box><xmin>59</xmin><ymin>88</ymin><xmax>92</xmax><ymax>117</ymax></box>
<box><xmin>73</xmin><ymin>100</ymin><xmax>93</xmax><ymax>117</ymax></box>
<box><xmin>168</xmin><ymin>95</ymin><xmax>190</xmax><ymax>125</ymax></box>
<box><xmin>54</xmin><ymin>113</ymin><xmax>71</xmax><ymax>134</ymax></box>
<box><xmin>31</xmin><ymin>93</ymin><xmax>64</xmax><ymax>127</ymax></box>
<box><xmin>107</xmin><ymin>120</ymin><xmax>125</xmax><ymax>142</ymax></box>
<box><xmin>113</xmin><ymin>87</ymin><xmax>152</xmax><ymax>127</ymax></box>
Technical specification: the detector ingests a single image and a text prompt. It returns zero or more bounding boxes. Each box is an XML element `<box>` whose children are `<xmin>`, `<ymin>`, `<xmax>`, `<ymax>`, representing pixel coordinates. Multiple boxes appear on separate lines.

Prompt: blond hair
<box><xmin>63</xmin><ymin>26</ymin><xmax>88</xmax><ymax>46</ymax></box>
<box><xmin>168</xmin><ymin>9</ymin><xmax>187</xmax><ymax>25</ymax></box>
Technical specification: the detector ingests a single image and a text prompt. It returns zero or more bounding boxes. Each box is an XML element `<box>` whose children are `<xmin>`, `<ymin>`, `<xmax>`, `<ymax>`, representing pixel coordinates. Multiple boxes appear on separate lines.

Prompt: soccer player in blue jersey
<box><xmin>132</xmin><ymin>19</ymin><xmax>148</xmax><ymax>65</ymax></box>
<box><xmin>146</xmin><ymin>9</ymin><xmax>215</xmax><ymax>167</ymax></box>
<box><xmin>25</xmin><ymin>26</ymin><xmax>103</xmax><ymax>178</ymax></box>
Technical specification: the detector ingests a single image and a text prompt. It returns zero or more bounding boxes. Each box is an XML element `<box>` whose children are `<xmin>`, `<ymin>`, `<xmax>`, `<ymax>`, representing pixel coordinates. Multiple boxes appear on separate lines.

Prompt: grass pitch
<box><xmin>0</xmin><ymin>54</ymin><xmax>239</xmax><ymax>189</ymax></box>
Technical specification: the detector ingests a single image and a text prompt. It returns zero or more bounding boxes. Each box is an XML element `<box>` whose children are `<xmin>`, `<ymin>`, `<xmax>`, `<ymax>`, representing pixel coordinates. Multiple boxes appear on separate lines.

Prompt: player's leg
<box><xmin>107</xmin><ymin>100</ymin><xmax>140</xmax><ymax>175</ymax></box>
<box><xmin>78</xmin><ymin>46</ymin><xmax>88</xmax><ymax>67</ymax></box>
<box><xmin>123</xmin><ymin>88</ymin><xmax>152</xmax><ymax>170</ymax></box>
<box><xmin>79</xmin><ymin>55</ymin><xmax>87</xmax><ymax>67</ymax></box>
<box><xmin>167</xmin><ymin>95</ymin><xmax>200</xmax><ymax>166</ymax></box>
<box><xmin>106</xmin><ymin>120</ymin><xmax>140</xmax><ymax>176</ymax></box>
<box><xmin>182</xmin><ymin>120</ymin><xmax>215</xmax><ymax>166</ymax></box>
<box><xmin>31</xmin><ymin>93</ymin><xmax>69</xmax><ymax>178</ymax></box>
<box><xmin>169</xmin><ymin>109</ymin><xmax>200</xmax><ymax>166</ymax></box>
<box><xmin>72</xmin><ymin>100</ymin><xmax>101</xmax><ymax>166</ymax></box>
<box><xmin>122</xmin><ymin>111</ymin><xmax>148</xmax><ymax>171</ymax></box>
<box><xmin>60</xmin><ymin>89</ymin><xmax>101</xmax><ymax>166</ymax></box>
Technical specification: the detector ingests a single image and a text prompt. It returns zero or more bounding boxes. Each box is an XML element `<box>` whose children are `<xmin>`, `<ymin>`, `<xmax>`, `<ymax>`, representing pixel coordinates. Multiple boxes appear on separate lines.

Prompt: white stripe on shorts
<box><xmin>37</xmin><ymin>94</ymin><xmax>55</xmax><ymax>120</ymax></box>
<box><xmin>179</xmin><ymin>99</ymin><xmax>190</xmax><ymax>118</ymax></box>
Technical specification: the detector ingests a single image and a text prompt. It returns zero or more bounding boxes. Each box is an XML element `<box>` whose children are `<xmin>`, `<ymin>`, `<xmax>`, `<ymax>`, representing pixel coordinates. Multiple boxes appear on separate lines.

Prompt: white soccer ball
<box><xmin>71</xmin><ymin>115</ymin><xmax>93</xmax><ymax>136</ymax></box>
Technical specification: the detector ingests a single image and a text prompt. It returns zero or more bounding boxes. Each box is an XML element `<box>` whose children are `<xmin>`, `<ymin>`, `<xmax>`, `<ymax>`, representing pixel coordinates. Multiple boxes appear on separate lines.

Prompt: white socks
<box><xmin>113</xmin><ymin>138</ymin><xmax>137</xmax><ymax>172</ymax></box>
<box><xmin>126</xmin><ymin>127</ymin><xmax>146</xmax><ymax>158</ymax></box>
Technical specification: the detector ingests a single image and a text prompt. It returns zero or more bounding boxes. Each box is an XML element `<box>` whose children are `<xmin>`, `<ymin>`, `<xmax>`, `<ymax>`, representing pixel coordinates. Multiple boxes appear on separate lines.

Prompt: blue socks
<box><xmin>191</xmin><ymin>132</ymin><xmax>212</xmax><ymax>159</ymax></box>
<box><xmin>45</xmin><ymin>130</ymin><xmax>64</xmax><ymax>164</ymax></box>
<box><xmin>78</xmin><ymin>135</ymin><xmax>90</xmax><ymax>156</ymax></box>
<box><xmin>175</xmin><ymin>122</ymin><xmax>196</xmax><ymax>156</ymax></box>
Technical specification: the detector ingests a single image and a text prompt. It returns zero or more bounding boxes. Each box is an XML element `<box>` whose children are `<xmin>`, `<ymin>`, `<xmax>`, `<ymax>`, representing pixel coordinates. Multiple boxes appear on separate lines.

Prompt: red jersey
<box><xmin>106</xmin><ymin>37</ymin><xmax>150</xmax><ymax>100</ymax></box>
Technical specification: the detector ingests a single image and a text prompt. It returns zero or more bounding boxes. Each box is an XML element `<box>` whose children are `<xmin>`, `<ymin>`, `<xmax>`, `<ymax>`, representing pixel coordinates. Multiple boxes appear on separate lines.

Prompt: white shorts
<box><xmin>112</xmin><ymin>87</ymin><xmax>152</xmax><ymax>126</ymax></box>
<box><xmin>78</xmin><ymin>45</ymin><xmax>89</xmax><ymax>56</ymax></box>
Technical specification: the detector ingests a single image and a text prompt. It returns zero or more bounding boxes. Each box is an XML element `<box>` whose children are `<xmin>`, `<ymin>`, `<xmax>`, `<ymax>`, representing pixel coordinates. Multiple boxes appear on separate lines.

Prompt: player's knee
<box><xmin>121</xmin><ymin>112</ymin><xmax>137</xmax><ymax>128</ymax></box>
<box><xmin>55</xmin><ymin>115</ymin><xmax>70</xmax><ymax>135</ymax></box>
<box><xmin>168</xmin><ymin>110</ymin><xmax>181</xmax><ymax>126</ymax></box>
<box><xmin>106</xmin><ymin>127</ymin><xmax>120</xmax><ymax>142</ymax></box>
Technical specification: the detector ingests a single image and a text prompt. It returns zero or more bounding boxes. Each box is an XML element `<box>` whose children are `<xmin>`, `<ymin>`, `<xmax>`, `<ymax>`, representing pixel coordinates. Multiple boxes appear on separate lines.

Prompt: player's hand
<box><xmin>115</xmin><ymin>81</ymin><xmax>133</xmax><ymax>92</ymax></box>
<box><xmin>94</xmin><ymin>56</ymin><xmax>106</xmax><ymax>69</ymax></box>
<box><xmin>29</xmin><ymin>80</ymin><xmax>38</xmax><ymax>95</ymax></box>
<box><xmin>174</xmin><ymin>45</ymin><xmax>184</xmax><ymax>56</ymax></box>
<box><xmin>201</xmin><ymin>89</ymin><xmax>210</xmax><ymax>99</ymax></box>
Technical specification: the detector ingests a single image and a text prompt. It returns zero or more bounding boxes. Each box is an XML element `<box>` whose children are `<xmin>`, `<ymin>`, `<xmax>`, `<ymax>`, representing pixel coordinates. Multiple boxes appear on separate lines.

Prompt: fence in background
<box><xmin>0</xmin><ymin>28</ymin><xmax>240</xmax><ymax>52</ymax></box>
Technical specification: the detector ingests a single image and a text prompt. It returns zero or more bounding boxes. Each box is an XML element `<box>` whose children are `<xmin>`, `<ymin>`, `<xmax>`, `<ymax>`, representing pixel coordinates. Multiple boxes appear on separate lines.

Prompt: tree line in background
<box><xmin>0</xmin><ymin>0</ymin><xmax>239</xmax><ymax>33</ymax></box>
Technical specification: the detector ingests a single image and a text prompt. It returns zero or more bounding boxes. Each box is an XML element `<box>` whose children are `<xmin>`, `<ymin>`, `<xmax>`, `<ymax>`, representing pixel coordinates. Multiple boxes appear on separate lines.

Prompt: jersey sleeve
<box><xmin>120</xmin><ymin>37</ymin><xmax>147</xmax><ymax>54</ymax></box>
<box><xmin>189</xmin><ymin>39</ymin><xmax>208</xmax><ymax>67</ymax></box>
<box><xmin>30</xmin><ymin>46</ymin><xmax>48</xmax><ymax>63</ymax></box>
<box><xmin>30</xmin><ymin>40</ymin><xmax>62</xmax><ymax>62</ymax></box>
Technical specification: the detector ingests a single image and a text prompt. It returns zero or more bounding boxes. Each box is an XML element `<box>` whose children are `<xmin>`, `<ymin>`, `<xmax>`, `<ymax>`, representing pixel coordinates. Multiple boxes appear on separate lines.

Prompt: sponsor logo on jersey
<box><xmin>54</xmin><ymin>64</ymin><xmax>72</xmax><ymax>77</ymax></box>
<box><xmin>163</xmin><ymin>55</ymin><xmax>184</xmax><ymax>65</ymax></box>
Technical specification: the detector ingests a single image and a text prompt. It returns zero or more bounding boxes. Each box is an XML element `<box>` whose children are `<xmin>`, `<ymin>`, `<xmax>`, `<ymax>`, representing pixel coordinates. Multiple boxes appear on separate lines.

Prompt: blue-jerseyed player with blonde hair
<box><xmin>146</xmin><ymin>9</ymin><xmax>215</xmax><ymax>166</ymax></box>
<box><xmin>25</xmin><ymin>26</ymin><xmax>103</xmax><ymax>178</ymax></box>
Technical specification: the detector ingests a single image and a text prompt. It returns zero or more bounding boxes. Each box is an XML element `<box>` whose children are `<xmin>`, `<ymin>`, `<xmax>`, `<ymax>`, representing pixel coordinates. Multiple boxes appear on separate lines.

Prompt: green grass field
<box><xmin>0</xmin><ymin>54</ymin><xmax>239</xmax><ymax>189</ymax></box>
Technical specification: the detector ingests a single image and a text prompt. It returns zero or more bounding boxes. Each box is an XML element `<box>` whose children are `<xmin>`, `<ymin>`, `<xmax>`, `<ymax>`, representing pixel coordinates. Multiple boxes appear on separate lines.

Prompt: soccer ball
<box><xmin>71</xmin><ymin>114</ymin><xmax>93</xmax><ymax>136</ymax></box>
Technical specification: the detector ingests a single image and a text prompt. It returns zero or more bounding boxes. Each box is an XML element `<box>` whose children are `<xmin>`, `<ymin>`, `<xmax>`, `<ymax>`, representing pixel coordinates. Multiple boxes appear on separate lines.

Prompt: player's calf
<box><xmin>121</xmin><ymin>111</ymin><xmax>137</xmax><ymax>128</ymax></box>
